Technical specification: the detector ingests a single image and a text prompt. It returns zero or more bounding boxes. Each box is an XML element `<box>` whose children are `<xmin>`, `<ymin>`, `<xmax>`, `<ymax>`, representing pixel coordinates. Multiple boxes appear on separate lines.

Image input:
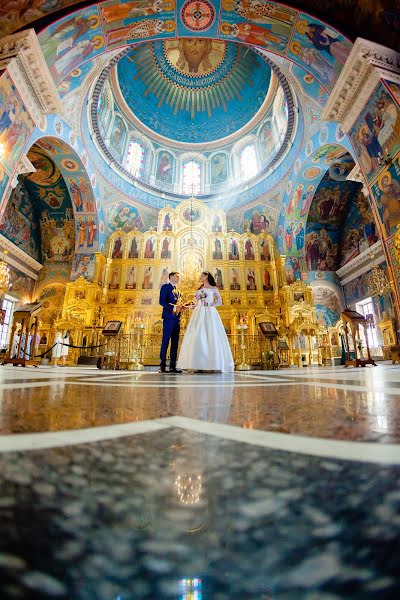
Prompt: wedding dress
<box><xmin>177</xmin><ymin>287</ymin><xmax>234</xmax><ymax>372</ymax></box>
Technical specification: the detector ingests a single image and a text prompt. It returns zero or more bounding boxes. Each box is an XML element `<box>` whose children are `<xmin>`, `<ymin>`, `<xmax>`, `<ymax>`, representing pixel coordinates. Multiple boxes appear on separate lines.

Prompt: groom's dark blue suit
<box><xmin>159</xmin><ymin>281</ymin><xmax>181</xmax><ymax>370</ymax></box>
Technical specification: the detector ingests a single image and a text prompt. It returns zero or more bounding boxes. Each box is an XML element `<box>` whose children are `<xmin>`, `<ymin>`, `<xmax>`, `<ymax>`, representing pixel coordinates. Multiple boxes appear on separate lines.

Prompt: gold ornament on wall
<box><xmin>0</xmin><ymin>249</ymin><xmax>10</xmax><ymax>295</ymax></box>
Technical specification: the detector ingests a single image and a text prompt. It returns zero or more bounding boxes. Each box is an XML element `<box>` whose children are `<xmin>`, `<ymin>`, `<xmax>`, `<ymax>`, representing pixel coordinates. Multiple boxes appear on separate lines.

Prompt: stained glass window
<box><xmin>126</xmin><ymin>140</ymin><xmax>144</xmax><ymax>177</ymax></box>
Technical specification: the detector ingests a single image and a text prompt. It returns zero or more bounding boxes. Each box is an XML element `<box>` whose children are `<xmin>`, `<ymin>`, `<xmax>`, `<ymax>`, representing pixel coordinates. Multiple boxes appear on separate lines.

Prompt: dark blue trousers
<box><xmin>160</xmin><ymin>318</ymin><xmax>180</xmax><ymax>368</ymax></box>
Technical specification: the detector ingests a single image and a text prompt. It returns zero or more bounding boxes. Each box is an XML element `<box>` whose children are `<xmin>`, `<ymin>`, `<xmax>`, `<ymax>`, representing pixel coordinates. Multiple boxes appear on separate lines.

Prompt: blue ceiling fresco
<box><xmin>116</xmin><ymin>40</ymin><xmax>272</xmax><ymax>143</ymax></box>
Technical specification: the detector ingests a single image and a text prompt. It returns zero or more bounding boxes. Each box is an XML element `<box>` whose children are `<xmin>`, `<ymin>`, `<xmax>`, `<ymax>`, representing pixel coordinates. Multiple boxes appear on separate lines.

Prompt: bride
<box><xmin>177</xmin><ymin>271</ymin><xmax>234</xmax><ymax>372</ymax></box>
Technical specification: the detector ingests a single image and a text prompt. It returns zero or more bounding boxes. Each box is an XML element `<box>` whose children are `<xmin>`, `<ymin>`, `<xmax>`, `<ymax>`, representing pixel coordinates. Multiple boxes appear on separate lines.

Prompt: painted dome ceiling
<box><xmin>108</xmin><ymin>39</ymin><xmax>273</xmax><ymax>144</ymax></box>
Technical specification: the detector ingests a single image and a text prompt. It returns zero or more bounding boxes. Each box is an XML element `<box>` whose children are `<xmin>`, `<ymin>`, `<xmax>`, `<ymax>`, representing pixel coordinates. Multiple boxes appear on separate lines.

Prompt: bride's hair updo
<box><xmin>200</xmin><ymin>271</ymin><xmax>217</xmax><ymax>288</ymax></box>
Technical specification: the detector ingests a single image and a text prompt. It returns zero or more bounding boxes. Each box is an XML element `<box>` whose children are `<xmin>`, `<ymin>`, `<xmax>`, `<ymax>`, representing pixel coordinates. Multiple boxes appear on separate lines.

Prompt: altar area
<box><xmin>32</xmin><ymin>200</ymin><xmax>341</xmax><ymax>368</ymax></box>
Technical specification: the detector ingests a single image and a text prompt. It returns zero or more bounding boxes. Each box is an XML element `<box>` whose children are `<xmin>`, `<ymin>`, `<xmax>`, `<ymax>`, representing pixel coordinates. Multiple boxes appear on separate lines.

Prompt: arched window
<box><xmin>240</xmin><ymin>144</ymin><xmax>258</xmax><ymax>181</ymax></box>
<box><xmin>182</xmin><ymin>160</ymin><xmax>201</xmax><ymax>195</ymax></box>
<box><xmin>126</xmin><ymin>140</ymin><xmax>145</xmax><ymax>177</ymax></box>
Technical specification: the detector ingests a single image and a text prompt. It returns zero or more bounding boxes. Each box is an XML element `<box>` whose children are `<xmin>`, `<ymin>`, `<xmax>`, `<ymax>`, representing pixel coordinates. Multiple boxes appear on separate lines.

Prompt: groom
<box><xmin>159</xmin><ymin>272</ymin><xmax>183</xmax><ymax>373</ymax></box>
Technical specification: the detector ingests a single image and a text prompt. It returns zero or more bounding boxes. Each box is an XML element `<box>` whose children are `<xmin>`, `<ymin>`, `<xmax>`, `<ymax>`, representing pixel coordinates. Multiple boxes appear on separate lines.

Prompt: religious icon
<box><xmin>229</xmin><ymin>238</ymin><xmax>239</xmax><ymax>260</ymax></box>
<box><xmin>230</xmin><ymin>268</ymin><xmax>240</xmax><ymax>291</ymax></box>
<box><xmin>144</xmin><ymin>237</ymin><xmax>155</xmax><ymax>259</ymax></box>
<box><xmin>156</xmin><ymin>153</ymin><xmax>173</xmax><ymax>184</ymax></box>
<box><xmin>260</xmin><ymin>239</ymin><xmax>270</xmax><ymax>261</ymax></box>
<box><xmin>112</xmin><ymin>237</ymin><xmax>123</xmax><ymax>259</ymax></box>
<box><xmin>162</xmin><ymin>212</ymin><xmax>172</xmax><ymax>231</ymax></box>
<box><xmin>125</xmin><ymin>267</ymin><xmax>136</xmax><ymax>290</ymax></box>
<box><xmin>247</xmin><ymin>268</ymin><xmax>257</xmax><ymax>291</ymax></box>
<box><xmin>128</xmin><ymin>237</ymin><xmax>139</xmax><ymax>258</ymax></box>
<box><xmin>159</xmin><ymin>267</ymin><xmax>169</xmax><ymax>288</ymax></box>
<box><xmin>212</xmin><ymin>214</ymin><xmax>222</xmax><ymax>232</ymax></box>
<box><xmin>213</xmin><ymin>238</ymin><xmax>223</xmax><ymax>260</ymax></box>
<box><xmin>109</xmin><ymin>266</ymin><xmax>120</xmax><ymax>289</ymax></box>
<box><xmin>214</xmin><ymin>268</ymin><xmax>223</xmax><ymax>290</ymax></box>
<box><xmin>142</xmin><ymin>267</ymin><xmax>153</xmax><ymax>289</ymax></box>
<box><xmin>263</xmin><ymin>269</ymin><xmax>273</xmax><ymax>291</ymax></box>
<box><xmin>161</xmin><ymin>237</ymin><xmax>171</xmax><ymax>259</ymax></box>
<box><xmin>244</xmin><ymin>238</ymin><xmax>255</xmax><ymax>260</ymax></box>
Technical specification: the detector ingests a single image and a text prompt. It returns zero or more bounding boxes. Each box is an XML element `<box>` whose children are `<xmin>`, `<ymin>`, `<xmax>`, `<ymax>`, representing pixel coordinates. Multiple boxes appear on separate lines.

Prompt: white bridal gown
<box><xmin>177</xmin><ymin>287</ymin><xmax>234</xmax><ymax>372</ymax></box>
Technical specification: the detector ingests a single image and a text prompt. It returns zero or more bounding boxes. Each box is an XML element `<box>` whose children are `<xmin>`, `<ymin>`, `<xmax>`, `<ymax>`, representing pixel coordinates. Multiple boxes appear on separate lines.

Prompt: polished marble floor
<box><xmin>1</xmin><ymin>364</ymin><xmax>400</xmax><ymax>441</ymax></box>
<box><xmin>1</xmin><ymin>364</ymin><xmax>400</xmax><ymax>598</ymax></box>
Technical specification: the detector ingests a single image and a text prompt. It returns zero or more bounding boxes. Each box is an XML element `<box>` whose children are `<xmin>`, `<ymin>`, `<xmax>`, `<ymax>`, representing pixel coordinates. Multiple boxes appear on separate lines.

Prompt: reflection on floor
<box><xmin>1</xmin><ymin>364</ymin><xmax>400</xmax><ymax>598</ymax></box>
<box><xmin>1</xmin><ymin>364</ymin><xmax>400</xmax><ymax>441</ymax></box>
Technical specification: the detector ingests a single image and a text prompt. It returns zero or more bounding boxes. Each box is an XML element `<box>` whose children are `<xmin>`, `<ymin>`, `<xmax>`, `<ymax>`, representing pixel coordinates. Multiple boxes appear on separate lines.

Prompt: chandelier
<box><xmin>367</xmin><ymin>253</ymin><xmax>390</xmax><ymax>297</ymax></box>
<box><xmin>179</xmin><ymin>191</ymin><xmax>202</xmax><ymax>304</ymax></box>
<box><xmin>175</xmin><ymin>473</ymin><xmax>202</xmax><ymax>505</ymax></box>
<box><xmin>0</xmin><ymin>251</ymin><xmax>10</xmax><ymax>294</ymax></box>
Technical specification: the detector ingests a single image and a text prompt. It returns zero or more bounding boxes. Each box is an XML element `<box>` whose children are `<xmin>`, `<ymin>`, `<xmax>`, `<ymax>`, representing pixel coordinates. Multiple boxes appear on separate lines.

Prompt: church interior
<box><xmin>0</xmin><ymin>1</ymin><xmax>400</xmax><ymax>598</ymax></box>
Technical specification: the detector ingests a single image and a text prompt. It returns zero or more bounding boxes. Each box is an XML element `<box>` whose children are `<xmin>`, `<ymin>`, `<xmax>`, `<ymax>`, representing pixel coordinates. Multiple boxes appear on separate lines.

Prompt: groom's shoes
<box><xmin>158</xmin><ymin>367</ymin><xmax>167</xmax><ymax>373</ymax></box>
<box><xmin>168</xmin><ymin>368</ymin><xmax>182</xmax><ymax>373</ymax></box>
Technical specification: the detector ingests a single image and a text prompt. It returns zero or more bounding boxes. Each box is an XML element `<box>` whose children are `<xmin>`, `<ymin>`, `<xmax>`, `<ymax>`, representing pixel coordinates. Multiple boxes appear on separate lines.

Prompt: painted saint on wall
<box><xmin>213</xmin><ymin>238</ymin><xmax>223</xmax><ymax>260</ymax></box>
<box><xmin>162</xmin><ymin>212</ymin><xmax>173</xmax><ymax>231</ymax></box>
<box><xmin>109</xmin><ymin>266</ymin><xmax>120</xmax><ymax>289</ymax></box>
<box><xmin>144</xmin><ymin>237</ymin><xmax>155</xmax><ymax>259</ymax></box>
<box><xmin>128</xmin><ymin>237</ymin><xmax>139</xmax><ymax>258</ymax></box>
<box><xmin>211</xmin><ymin>154</ymin><xmax>227</xmax><ymax>185</ymax></box>
<box><xmin>214</xmin><ymin>267</ymin><xmax>223</xmax><ymax>290</ymax></box>
<box><xmin>161</xmin><ymin>237</ymin><xmax>171</xmax><ymax>259</ymax></box>
<box><xmin>260</xmin><ymin>239</ymin><xmax>270</xmax><ymax>261</ymax></box>
<box><xmin>156</xmin><ymin>152</ymin><xmax>173</xmax><ymax>184</ymax></box>
<box><xmin>212</xmin><ymin>214</ymin><xmax>222</xmax><ymax>232</ymax></box>
<box><xmin>112</xmin><ymin>237</ymin><xmax>123</xmax><ymax>259</ymax></box>
<box><xmin>263</xmin><ymin>268</ymin><xmax>273</xmax><ymax>291</ymax></box>
<box><xmin>247</xmin><ymin>268</ymin><xmax>257</xmax><ymax>291</ymax></box>
<box><xmin>125</xmin><ymin>267</ymin><xmax>136</xmax><ymax>290</ymax></box>
<box><xmin>229</xmin><ymin>238</ymin><xmax>239</xmax><ymax>260</ymax></box>
<box><xmin>230</xmin><ymin>268</ymin><xmax>240</xmax><ymax>290</ymax></box>
<box><xmin>109</xmin><ymin>115</ymin><xmax>127</xmax><ymax>157</ymax></box>
<box><xmin>142</xmin><ymin>266</ymin><xmax>153</xmax><ymax>289</ymax></box>
<box><xmin>244</xmin><ymin>239</ymin><xmax>255</xmax><ymax>260</ymax></box>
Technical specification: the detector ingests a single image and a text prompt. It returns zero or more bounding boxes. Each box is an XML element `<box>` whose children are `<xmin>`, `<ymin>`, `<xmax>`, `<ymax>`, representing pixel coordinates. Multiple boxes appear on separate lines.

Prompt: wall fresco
<box><xmin>342</xmin><ymin>265</ymin><xmax>383</xmax><ymax>305</ymax></box>
<box><xmin>291</xmin><ymin>63</ymin><xmax>329</xmax><ymax>107</ymax></box>
<box><xmin>350</xmin><ymin>83</ymin><xmax>400</xmax><ymax>185</ymax></box>
<box><xmin>0</xmin><ymin>1</ymin><xmax>395</xmax><ymax>52</ymax></box>
<box><xmin>220</xmin><ymin>1</ymin><xmax>296</xmax><ymax>54</ymax></box>
<box><xmin>8</xmin><ymin>264</ymin><xmax>36</xmax><ymax>302</ymax></box>
<box><xmin>287</xmin><ymin>14</ymin><xmax>351</xmax><ymax>92</ymax></box>
<box><xmin>210</xmin><ymin>153</ymin><xmax>228</xmax><ymax>185</ymax></box>
<box><xmin>70</xmin><ymin>253</ymin><xmax>96</xmax><ymax>281</ymax></box>
<box><xmin>156</xmin><ymin>151</ymin><xmax>174</xmax><ymax>185</ymax></box>
<box><xmin>57</xmin><ymin>60</ymin><xmax>94</xmax><ymax>98</ymax></box>
<box><xmin>0</xmin><ymin>180</ymin><xmax>41</xmax><ymax>261</ymax></box>
<box><xmin>301</xmin><ymin>160</ymin><xmax>375</xmax><ymax>270</ymax></box>
<box><xmin>0</xmin><ymin>73</ymin><xmax>34</xmax><ymax>173</ymax></box>
<box><xmin>107</xmin><ymin>202</ymin><xmax>145</xmax><ymax>233</ymax></box>
<box><xmin>22</xmin><ymin>146</ymin><xmax>76</xmax><ymax>264</ymax></box>
<box><xmin>0</xmin><ymin>162</ymin><xmax>11</xmax><ymax>212</ymax></box>
<box><xmin>38</xmin><ymin>6</ymin><xmax>105</xmax><ymax>84</ymax></box>
<box><xmin>370</xmin><ymin>153</ymin><xmax>400</xmax><ymax>238</ymax></box>
<box><xmin>312</xmin><ymin>285</ymin><xmax>343</xmax><ymax>326</ymax></box>
<box><xmin>241</xmin><ymin>204</ymin><xmax>276</xmax><ymax>234</ymax></box>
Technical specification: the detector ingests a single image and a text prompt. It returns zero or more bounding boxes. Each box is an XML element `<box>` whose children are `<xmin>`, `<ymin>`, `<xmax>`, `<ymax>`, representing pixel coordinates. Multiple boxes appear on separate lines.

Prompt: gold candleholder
<box><xmin>235</xmin><ymin>324</ymin><xmax>251</xmax><ymax>371</ymax></box>
<box><xmin>128</xmin><ymin>323</ymin><xmax>145</xmax><ymax>371</ymax></box>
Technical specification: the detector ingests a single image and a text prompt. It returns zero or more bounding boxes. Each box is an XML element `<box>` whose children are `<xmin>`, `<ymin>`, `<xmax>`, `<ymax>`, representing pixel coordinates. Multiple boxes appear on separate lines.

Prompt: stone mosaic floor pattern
<box><xmin>0</xmin><ymin>427</ymin><xmax>399</xmax><ymax>599</ymax></box>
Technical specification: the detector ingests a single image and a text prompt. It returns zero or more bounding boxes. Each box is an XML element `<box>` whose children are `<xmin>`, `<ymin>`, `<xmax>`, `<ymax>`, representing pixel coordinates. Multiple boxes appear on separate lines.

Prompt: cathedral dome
<box><xmin>90</xmin><ymin>38</ymin><xmax>294</xmax><ymax>197</ymax></box>
<box><xmin>115</xmin><ymin>39</ymin><xmax>272</xmax><ymax>144</ymax></box>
